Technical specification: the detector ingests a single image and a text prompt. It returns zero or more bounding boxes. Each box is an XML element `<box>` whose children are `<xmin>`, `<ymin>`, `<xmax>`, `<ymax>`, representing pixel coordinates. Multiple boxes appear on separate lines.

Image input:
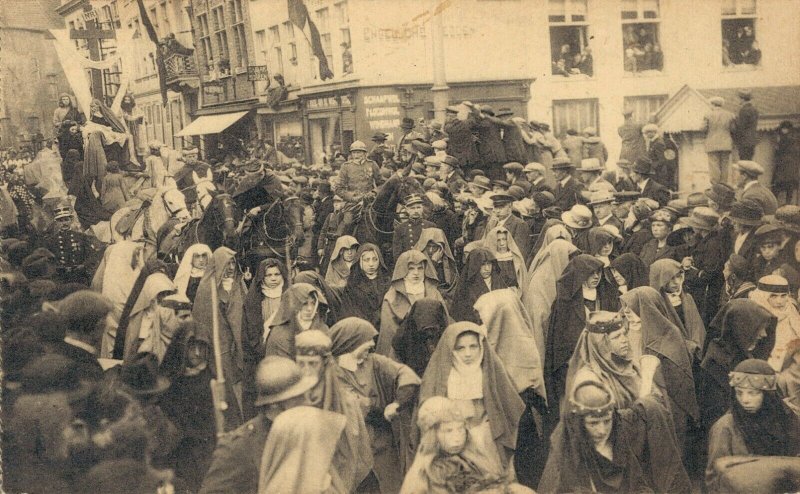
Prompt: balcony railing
<box><xmin>164</xmin><ymin>52</ymin><xmax>198</xmax><ymax>84</ymax></box>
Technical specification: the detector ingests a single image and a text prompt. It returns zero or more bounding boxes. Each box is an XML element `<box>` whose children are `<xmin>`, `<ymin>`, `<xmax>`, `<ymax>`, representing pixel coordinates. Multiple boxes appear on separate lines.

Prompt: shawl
<box><xmin>339</xmin><ymin>243</ymin><xmax>391</xmax><ymax>328</ymax></box>
<box><xmin>258</xmin><ymin>406</ymin><xmax>347</xmax><ymax>494</ymax></box>
<box><xmin>420</xmin><ymin>322</ymin><xmax>525</xmax><ymax>455</ymax></box>
<box><xmin>91</xmin><ymin>241</ymin><xmax>142</xmax><ymax>317</ymax></box>
<box><xmin>483</xmin><ymin>226</ymin><xmax>528</xmax><ymax>287</ymax></box>
<box><xmin>531</xmin><ymin>221</ymin><xmax>572</xmax><ymax>258</ymax></box>
<box><xmin>523</xmin><ymin>239</ymin><xmax>579</xmax><ymax>362</ymax></box>
<box><xmin>392</xmin><ymin>298</ymin><xmax>449</xmax><ymax>377</ymax></box>
<box><xmin>566</xmin><ymin>331</ymin><xmax>642</xmax><ymax>409</ymax></box>
<box><xmin>172</xmin><ymin>244</ymin><xmax>213</xmax><ymax>300</ymax></box>
<box><xmin>610</xmin><ymin>253</ymin><xmax>649</xmax><ymax>289</ymax></box>
<box><xmin>414</xmin><ymin>228</ymin><xmax>458</xmax><ymax>291</ymax></box>
<box><xmin>264</xmin><ymin>283</ymin><xmax>328</xmax><ymax>358</ymax></box>
<box><xmin>620</xmin><ymin>287</ymin><xmax>699</xmax><ymax>420</ymax></box>
<box><xmin>473</xmin><ymin>288</ymin><xmax>546</xmax><ymax>400</ymax></box>
<box><xmin>730</xmin><ymin>390</ymin><xmax>793</xmax><ymax>457</ymax></box>
<box><xmin>546</xmin><ymin>254</ymin><xmax>615</xmax><ymax>377</ymax></box>
<box><xmin>649</xmin><ymin>259</ymin><xmax>706</xmax><ymax>358</ymax></box>
<box><xmin>749</xmin><ymin>287</ymin><xmax>800</xmax><ymax>370</ymax></box>
<box><xmin>539</xmin><ymin>385</ymin><xmax>690</xmax><ymax>494</ymax></box>
<box><xmin>123</xmin><ymin>272</ymin><xmax>176</xmax><ymax>362</ymax></box>
<box><xmin>329</xmin><ymin>317</ymin><xmax>380</xmax><ymax>356</ymax></box>
<box><xmin>451</xmin><ymin>248</ymin><xmax>509</xmax><ymax>323</ymax></box>
<box><xmin>294</xmin><ymin>271</ymin><xmax>341</xmax><ymax>326</ymax></box>
<box><xmin>242</xmin><ymin>258</ymin><xmax>289</xmax><ymax>365</ymax></box>
<box><xmin>325</xmin><ymin>235</ymin><xmax>359</xmax><ymax>290</ymax></box>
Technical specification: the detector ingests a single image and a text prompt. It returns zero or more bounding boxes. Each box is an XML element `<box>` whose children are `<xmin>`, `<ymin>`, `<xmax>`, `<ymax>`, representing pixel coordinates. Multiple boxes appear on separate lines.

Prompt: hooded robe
<box><xmin>451</xmin><ymin>248</ymin><xmax>510</xmax><ymax>324</ymax></box>
<box><xmin>339</xmin><ymin>243</ymin><xmax>391</xmax><ymax>329</ymax></box>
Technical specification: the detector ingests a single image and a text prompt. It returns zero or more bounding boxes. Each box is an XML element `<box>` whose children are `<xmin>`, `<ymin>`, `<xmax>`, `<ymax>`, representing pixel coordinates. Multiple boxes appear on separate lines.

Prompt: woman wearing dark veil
<box><xmin>294</xmin><ymin>270</ymin><xmax>342</xmax><ymax>326</ymax></box>
<box><xmin>67</xmin><ymin>173</ymin><xmax>111</xmax><ymax>229</ymax></box>
<box><xmin>706</xmin><ymin>359</ymin><xmax>800</xmax><ymax>493</ymax></box>
<box><xmin>451</xmin><ymin>247</ymin><xmax>509</xmax><ymax>323</ymax></box>
<box><xmin>609</xmin><ymin>252</ymin><xmax>649</xmax><ymax>292</ymax></box>
<box><xmin>392</xmin><ymin>298</ymin><xmax>450</xmax><ymax>377</ymax></box>
<box><xmin>340</xmin><ymin>243</ymin><xmax>391</xmax><ymax>328</ymax></box>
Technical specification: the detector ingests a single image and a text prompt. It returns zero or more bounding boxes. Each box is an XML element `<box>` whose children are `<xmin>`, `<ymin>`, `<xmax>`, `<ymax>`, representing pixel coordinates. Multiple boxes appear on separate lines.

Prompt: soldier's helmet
<box><xmin>349</xmin><ymin>140</ymin><xmax>367</xmax><ymax>152</ymax></box>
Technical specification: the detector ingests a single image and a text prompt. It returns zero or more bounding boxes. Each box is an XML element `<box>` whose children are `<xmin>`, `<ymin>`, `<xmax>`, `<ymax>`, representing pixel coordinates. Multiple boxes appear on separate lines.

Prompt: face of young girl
<box><xmin>263</xmin><ymin>266</ymin><xmax>283</xmax><ymax>289</ymax></box>
<box><xmin>437</xmin><ymin>420</ymin><xmax>467</xmax><ymax>455</ymax></box>
<box><xmin>342</xmin><ymin>247</ymin><xmax>357</xmax><ymax>263</ymax></box>
<box><xmin>453</xmin><ymin>332</ymin><xmax>480</xmax><ymax>366</ymax></box>
<box><xmin>735</xmin><ymin>387</ymin><xmax>764</xmax><ymax>413</ymax></box>
<box><xmin>360</xmin><ymin>251</ymin><xmax>380</xmax><ymax>277</ymax></box>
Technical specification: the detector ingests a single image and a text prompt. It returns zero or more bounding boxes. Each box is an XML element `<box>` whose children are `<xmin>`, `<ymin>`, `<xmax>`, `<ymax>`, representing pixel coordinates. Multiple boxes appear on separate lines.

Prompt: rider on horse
<box><xmin>332</xmin><ymin>140</ymin><xmax>383</xmax><ymax>236</ymax></box>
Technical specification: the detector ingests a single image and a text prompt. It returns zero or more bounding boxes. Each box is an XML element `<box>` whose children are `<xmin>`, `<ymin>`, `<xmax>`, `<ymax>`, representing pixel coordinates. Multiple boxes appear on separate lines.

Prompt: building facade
<box><xmin>0</xmin><ymin>0</ymin><xmax>70</xmax><ymax>150</ymax></box>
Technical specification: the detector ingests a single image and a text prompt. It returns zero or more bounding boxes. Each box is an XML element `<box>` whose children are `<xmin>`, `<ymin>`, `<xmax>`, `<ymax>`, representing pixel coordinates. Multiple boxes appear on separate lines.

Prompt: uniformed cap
<box><xmin>255</xmin><ymin>356</ymin><xmax>319</xmax><ymax>406</ymax></box>
<box><xmin>524</xmin><ymin>162</ymin><xmax>546</xmax><ymax>173</ymax></box>
<box><xmin>586</xmin><ymin>311</ymin><xmax>625</xmax><ymax>334</ymax></box>
<box><xmin>53</xmin><ymin>205</ymin><xmax>73</xmax><ymax>220</ymax></box>
<box><xmin>490</xmin><ymin>193</ymin><xmax>515</xmax><ymax>206</ymax></box>
<box><xmin>295</xmin><ymin>329</ymin><xmax>333</xmax><ymax>356</ymax></box>
<box><xmin>404</xmin><ymin>194</ymin><xmax>424</xmax><ymax>207</ymax></box>
<box><xmin>733</xmin><ymin>160</ymin><xmax>764</xmax><ymax>177</ymax></box>
<box><xmin>502</xmin><ymin>162</ymin><xmax>524</xmax><ymax>173</ymax></box>
<box><xmin>349</xmin><ymin>140</ymin><xmax>367</xmax><ymax>152</ymax></box>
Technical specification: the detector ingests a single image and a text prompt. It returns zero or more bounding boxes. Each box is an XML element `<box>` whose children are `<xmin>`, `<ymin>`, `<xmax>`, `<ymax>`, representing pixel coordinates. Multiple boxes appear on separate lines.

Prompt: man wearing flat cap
<box><xmin>733</xmin><ymin>160</ymin><xmax>778</xmax><ymax>215</ymax></box>
<box><xmin>199</xmin><ymin>357</ymin><xmax>316</xmax><ymax>494</ymax></box>
<box><xmin>503</xmin><ymin>161</ymin><xmax>532</xmax><ymax>195</ymax></box>
<box><xmin>524</xmin><ymin>162</ymin><xmax>553</xmax><ymax>194</ymax></box>
<box><xmin>439</xmin><ymin>155</ymin><xmax>467</xmax><ymax>196</ymax></box>
<box><xmin>735</xmin><ymin>89</ymin><xmax>759</xmax><ymax>160</ymax></box>
<box><xmin>392</xmin><ymin>193</ymin><xmax>437</xmax><ymax>263</ymax></box>
<box><xmin>479</xmin><ymin>192</ymin><xmax>533</xmax><ymax>258</ymax></box>
<box><xmin>444</xmin><ymin>103</ymin><xmax>480</xmax><ymax>171</ymax></box>
<box><xmin>703</xmin><ymin>96</ymin><xmax>736</xmax><ymax>185</ymax></box>
<box><xmin>552</xmin><ymin>156</ymin><xmax>585</xmax><ymax>211</ymax></box>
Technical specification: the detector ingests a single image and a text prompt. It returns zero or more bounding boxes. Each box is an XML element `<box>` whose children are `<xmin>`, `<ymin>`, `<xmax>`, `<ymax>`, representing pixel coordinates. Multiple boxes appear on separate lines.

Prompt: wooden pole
<box><xmin>209</xmin><ymin>276</ymin><xmax>228</xmax><ymax>435</ymax></box>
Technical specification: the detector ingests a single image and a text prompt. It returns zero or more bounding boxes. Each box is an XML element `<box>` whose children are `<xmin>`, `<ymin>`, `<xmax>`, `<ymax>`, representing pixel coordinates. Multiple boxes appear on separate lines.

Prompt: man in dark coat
<box><xmin>392</xmin><ymin>194</ymin><xmax>437</xmax><ymax>262</ymax></box>
<box><xmin>49</xmin><ymin>290</ymin><xmax>111</xmax><ymax>383</ymax></box>
<box><xmin>552</xmin><ymin>157</ymin><xmax>584</xmax><ymax>211</ymax></box>
<box><xmin>525</xmin><ymin>162</ymin><xmax>552</xmax><ymax>194</ymax></box>
<box><xmin>199</xmin><ymin>357</ymin><xmax>317</xmax><ymax>494</ymax></box>
<box><xmin>443</xmin><ymin>104</ymin><xmax>480</xmax><ymax>172</ymax></box>
<box><xmin>683</xmin><ymin>207</ymin><xmax>729</xmax><ymax>325</ymax></box>
<box><xmin>497</xmin><ymin>107</ymin><xmax>528</xmax><ymax>163</ymax></box>
<box><xmin>618</xmin><ymin>108</ymin><xmax>646</xmax><ymax>162</ymax></box>
<box><xmin>438</xmin><ymin>155</ymin><xmax>467</xmax><ymax>196</ymax></box>
<box><xmin>735</xmin><ymin>89</ymin><xmax>759</xmax><ymax>160</ymax></box>
<box><xmin>503</xmin><ymin>161</ymin><xmax>532</xmax><ymax>195</ymax></box>
<box><xmin>603</xmin><ymin>159</ymin><xmax>638</xmax><ymax>192</ymax></box>
<box><xmin>474</xmin><ymin>104</ymin><xmax>508</xmax><ymax>179</ymax></box>
<box><xmin>772</xmin><ymin>121</ymin><xmax>800</xmax><ymax>204</ymax></box>
<box><xmin>478</xmin><ymin>192</ymin><xmax>533</xmax><ymax>259</ymax></box>
<box><xmin>642</xmin><ymin>123</ymin><xmax>675</xmax><ymax>190</ymax></box>
<box><xmin>733</xmin><ymin>160</ymin><xmax>778</xmax><ymax>215</ymax></box>
<box><xmin>630</xmin><ymin>158</ymin><xmax>670</xmax><ymax>207</ymax></box>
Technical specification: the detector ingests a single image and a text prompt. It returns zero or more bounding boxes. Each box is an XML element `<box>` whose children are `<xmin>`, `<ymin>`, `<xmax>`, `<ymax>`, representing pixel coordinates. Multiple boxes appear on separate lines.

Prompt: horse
<box><xmin>108</xmin><ymin>187</ymin><xmax>190</xmax><ymax>244</ymax></box>
<box><xmin>235</xmin><ymin>194</ymin><xmax>304</xmax><ymax>279</ymax></box>
<box><xmin>158</xmin><ymin>191</ymin><xmax>241</xmax><ymax>263</ymax></box>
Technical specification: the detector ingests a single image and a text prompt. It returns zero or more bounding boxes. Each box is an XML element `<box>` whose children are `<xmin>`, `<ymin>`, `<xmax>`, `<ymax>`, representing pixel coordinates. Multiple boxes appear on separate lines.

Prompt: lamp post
<box><xmin>430</xmin><ymin>0</ymin><xmax>449</xmax><ymax>124</ymax></box>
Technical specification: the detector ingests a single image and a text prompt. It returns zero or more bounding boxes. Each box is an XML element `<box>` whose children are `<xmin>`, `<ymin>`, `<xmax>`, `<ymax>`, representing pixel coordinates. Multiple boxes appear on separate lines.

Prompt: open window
<box><xmin>722</xmin><ymin>0</ymin><xmax>760</xmax><ymax>67</ymax></box>
<box><xmin>549</xmin><ymin>0</ymin><xmax>592</xmax><ymax>77</ymax></box>
<box><xmin>621</xmin><ymin>0</ymin><xmax>663</xmax><ymax>75</ymax></box>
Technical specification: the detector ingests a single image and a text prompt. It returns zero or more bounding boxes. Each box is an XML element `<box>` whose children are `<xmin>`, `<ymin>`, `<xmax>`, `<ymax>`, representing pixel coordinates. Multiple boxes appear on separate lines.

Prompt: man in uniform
<box><xmin>44</xmin><ymin>200</ymin><xmax>102</xmax><ymax>284</ymax></box>
<box><xmin>392</xmin><ymin>193</ymin><xmax>437</xmax><ymax>262</ymax></box>
<box><xmin>333</xmin><ymin>140</ymin><xmax>382</xmax><ymax>235</ymax></box>
<box><xmin>199</xmin><ymin>357</ymin><xmax>317</xmax><ymax>494</ymax></box>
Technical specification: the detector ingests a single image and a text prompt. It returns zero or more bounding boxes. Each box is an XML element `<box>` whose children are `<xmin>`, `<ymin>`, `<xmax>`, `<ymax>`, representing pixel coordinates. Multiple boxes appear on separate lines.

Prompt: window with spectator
<box><xmin>722</xmin><ymin>0</ymin><xmax>760</xmax><ymax>67</ymax></box>
<box><xmin>621</xmin><ymin>0</ymin><xmax>663</xmax><ymax>75</ymax></box>
<box><xmin>549</xmin><ymin>0</ymin><xmax>593</xmax><ymax>77</ymax></box>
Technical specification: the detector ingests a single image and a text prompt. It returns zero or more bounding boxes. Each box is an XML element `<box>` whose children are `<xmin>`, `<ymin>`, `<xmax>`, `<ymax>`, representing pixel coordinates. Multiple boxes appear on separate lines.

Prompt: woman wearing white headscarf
<box><xmin>121</xmin><ymin>272</ymin><xmax>179</xmax><ymax>362</ymax></box>
<box><xmin>483</xmin><ymin>225</ymin><xmax>528</xmax><ymax>288</ymax></box>
<box><xmin>172</xmin><ymin>243</ymin><xmax>212</xmax><ymax>303</ymax></box>
<box><xmin>324</xmin><ymin>235</ymin><xmax>359</xmax><ymax>290</ymax></box>
<box><xmin>749</xmin><ymin>275</ymin><xmax>800</xmax><ymax>370</ymax></box>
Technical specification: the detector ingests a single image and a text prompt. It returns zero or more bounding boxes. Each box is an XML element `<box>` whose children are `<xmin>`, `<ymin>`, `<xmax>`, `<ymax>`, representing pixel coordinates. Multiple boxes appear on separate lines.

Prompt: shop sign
<box><xmin>364</xmin><ymin>93</ymin><xmax>401</xmax><ymax>132</ymax></box>
<box><xmin>82</xmin><ymin>9</ymin><xmax>98</xmax><ymax>22</ymax></box>
<box><xmin>203</xmin><ymin>84</ymin><xmax>224</xmax><ymax>96</ymax></box>
<box><xmin>247</xmin><ymin>65</ymin><xmax>269</xmax><ymax>81</ymax></box>
<box><xmin>306</xmin><ymin>94</ymin><xmax>351</xmax><ymax>110</ymax></box>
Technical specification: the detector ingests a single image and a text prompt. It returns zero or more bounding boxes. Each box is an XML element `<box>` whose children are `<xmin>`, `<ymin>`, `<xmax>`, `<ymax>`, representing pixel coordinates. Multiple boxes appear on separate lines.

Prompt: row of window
<box><xmin>551</xmin><ymin>94</ymin><xmax>667</xmax><ymax>138</ymax></box>
<box><xmin>141</xmin><ymin>99</ymin><xmax>187</xmax><ymax>150</ymax></box>
<box><xmin>196</xmin><ymin>0</ymin><xmax>249</xmax><ymax>77</ymax></box>
<box><xmin>549</xmin><ymin>0</ymin><xmax>760</xmax><ymax>77</ymax></box>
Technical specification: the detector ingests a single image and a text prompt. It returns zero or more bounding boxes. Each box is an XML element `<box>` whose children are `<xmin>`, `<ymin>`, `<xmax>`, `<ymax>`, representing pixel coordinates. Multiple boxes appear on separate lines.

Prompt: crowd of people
<box><xmin>2</xmin><ymin>92</ymin><xmax>800</xmax><ymax>494</ymax></box>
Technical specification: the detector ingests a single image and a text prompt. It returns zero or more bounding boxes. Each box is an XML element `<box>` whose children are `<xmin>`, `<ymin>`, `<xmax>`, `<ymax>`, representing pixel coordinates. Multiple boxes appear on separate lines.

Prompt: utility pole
<box><xmin>430</xmin><ymin>0</ymin><xmax>449</xmax><ymax>124</ymax></box>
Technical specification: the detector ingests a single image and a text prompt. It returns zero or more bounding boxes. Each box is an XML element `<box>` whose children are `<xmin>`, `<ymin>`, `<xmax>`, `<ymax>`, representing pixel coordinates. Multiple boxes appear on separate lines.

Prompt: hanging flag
<box><xmin>135</xmin><ymin>0</ymin><xmax>169</xmax><ymax>106</ymax></box>
<box><xmin>287</xmin><ymin>0</ymin><xmax>334</xmax><ymax>80</ymax></box>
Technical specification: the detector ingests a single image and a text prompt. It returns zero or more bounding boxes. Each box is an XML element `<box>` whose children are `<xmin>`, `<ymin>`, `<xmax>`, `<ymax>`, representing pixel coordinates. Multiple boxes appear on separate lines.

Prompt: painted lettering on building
<box><xmin>364</xmin><ymin>93</ymin><xmax>401</xmax><ymax>132</ymax></box>
<box><xmin>362</xmin><ymin>25</ymin><xmax>475</xmax><ymax>43</ymax></box>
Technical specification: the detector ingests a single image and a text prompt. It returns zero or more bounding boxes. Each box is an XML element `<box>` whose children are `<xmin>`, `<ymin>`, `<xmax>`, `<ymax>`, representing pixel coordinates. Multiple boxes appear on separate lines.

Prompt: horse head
<box><xmin>210</xmin><ymin>193</ymin><xmax>240</xmax><ymax>247</ymax></box>
<box><xmin>193</xmin><ymin>168</ymin><xmax>217</xmax><ymax>213</ymax></box>
<box><xmin>162</xmin><ymin>187</ymin><xmax>191</xmax><ymax>221</ymax></box>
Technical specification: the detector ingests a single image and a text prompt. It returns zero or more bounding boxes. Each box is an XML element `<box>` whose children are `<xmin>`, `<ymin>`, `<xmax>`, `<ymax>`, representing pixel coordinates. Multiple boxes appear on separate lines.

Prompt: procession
<box><xmin>2</xmin><ymin>0</ymin><xmax>800</xmax><ymax>493</ymax></box>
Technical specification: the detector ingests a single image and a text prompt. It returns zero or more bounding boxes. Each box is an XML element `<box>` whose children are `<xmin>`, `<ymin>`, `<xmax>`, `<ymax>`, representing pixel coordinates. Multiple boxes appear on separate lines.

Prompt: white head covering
<box><xmin>173</xmin><ymin>243</ymin><xmax>213</xmax><ymax>297</ymax></box>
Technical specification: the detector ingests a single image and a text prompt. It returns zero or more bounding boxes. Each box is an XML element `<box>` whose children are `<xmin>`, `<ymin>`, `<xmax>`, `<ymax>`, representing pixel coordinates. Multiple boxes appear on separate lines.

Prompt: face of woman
<box><xmin>406</xmin><ymin>261</ymin><xmax>425</xmax><ymax>284</ymax></box>
<box><xmin>297</xmin><ymin>294</ymin><xmax>317</xmax><ymax>323</ymax></box>
<box><xmin>607</xmin><ymin>327</ymin><xmax>632</xmax><ymax>360</ymax></box>
<box><xmin>583</xmin><ymin>412</ymin><xmax>613</xmax><ymax>446</ymax></box>
<box><xmin>479</xmin><ymin>262</ymin><xmax>493</xmax><ymax>280</ymax></box>
<box><xmin>263</xmin><ymin>266</ymin><xmax>283</xmax><ymax>289</ymax></box>
<box><xmin>453</xmin><ymin>332</ymin><xmax>481</xmax><ymax>366</ymax></box>
<box><xmin>735</xmin><ymin>387</ymin><xmax>764</xmax><ymax>413</ymax></box>
<box><xmin>295</xmin><ymin>354</ymin><xmax>324</xmax><ymax>379</ymax></box>
<box><xmin>622</xmin><ymin>306</ymin><xmax>642</xmax><ymax>331</ymax></box>
<box><xmin>191</xmin><ymin>252</ymin><xmax>209</xmax><ymax>270</ymax></box>
<box><xmin>222</xmin><ymin>259</ymin><xmax>236</xmax><ymax>279</ymax></box>
<box><xmin>598</xmin><ymin>241</ymin><xmax>614</xmax><ymax>257</ymax></box>
<box><xmin>768</xmin><ymin>292</ymin><xmax>790</xmax><ymax>311</ymax></box>
<box><xmin>341</xmin><ymin>247</ymin><xmax>357</xmax><ymax>263</ymax></box>
<box><xmin>665</xmin><ymin>270</ymin><xmax>685</xmax><ymax>294</ymax></box>
<box><xmin>360</xmin><ymin>251</ymin><xmax>380</xmax><ymax>277</ymax></box>
<box><xmin>760</xmin><ymin>242</ymin><xmax>780</xmax><ymax>261</ymax></box>
<box><xmin>584</xmin><ymin>269</ymin><xmax>602</xmax><ymax>289</ymax></box>
<box><xmin>651</xmin><ymin>221</ymin><xmax>670</xmax><ymax>240</ymax></box>
<box><xmin>437</xmin><ymin>420</ymin><xmax>467</xmax><ymax>455</ymax></box>
<box><xmin>353</xmin><ymin>340</ymin><xmax>375</xmax><ymax>364</ymax></box>
<box><xmin>496</xmin><ymin>232</ymin><xmax>509</xmax><ymax>252</ymax></box>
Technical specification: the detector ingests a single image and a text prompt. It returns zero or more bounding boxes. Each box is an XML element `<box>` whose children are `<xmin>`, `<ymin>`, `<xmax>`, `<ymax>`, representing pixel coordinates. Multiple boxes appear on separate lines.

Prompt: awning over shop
<box><xmin>175</xmin><ymin>111</ymin><xmax>248</xmax><ymax>137</ymax></box>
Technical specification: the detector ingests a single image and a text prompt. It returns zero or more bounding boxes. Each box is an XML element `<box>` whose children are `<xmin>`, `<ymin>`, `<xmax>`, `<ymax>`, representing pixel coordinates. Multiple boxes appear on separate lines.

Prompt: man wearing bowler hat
<box><xmin>392</xmin><ymin>193</ymin><xmax>438</xmax><ymax>263</ymax></box>
<box><xmin>479</xmin><ymin>192</ymin><xmax>533</xmax><ymax>258</ymax></box>
<box><xmin>735</xmin><ymin>89</ymin><xmax>759</xmax><ymax>160</ymax></box>
<box><xmin>733</xmin><ymin>160</ymin><xmax>777</xmax><ymax>215</ymax></box>
<box><xmin>703</xmin><ymin>96</ymin><xmax>736</xmax><ymax>185</ymax></box>
<box><xmin>444</xmin><ymin>103</ymin><xmax>480</xmax><ymax>171</ymax></box>
<box><xmin>199</xmin><ymin>357</ymin><xmax>316</xmax><ymax>494</ymax></box>
<box><xmin>728</xmin><ymin>199</ymin><xmax>764</xmax><ymax>262</ymax></box>
<box><xmin>397</xmin><ymin>117</ymin><xmax>424</xmax><ymax>153</ymax></box>
<box><xmin>630</xmin><ymin>158</ymin><xmax>670</xmax><ymax>207</ymax></box>
<box><xmin>439</xmin><ymin>155</ymin><xmax>467</xmax><ymax>196</ymax></box>
<box><xmin>551</xmin><ymin>156</ymin><xmax>585</xmax><ymax>211</ymax></box>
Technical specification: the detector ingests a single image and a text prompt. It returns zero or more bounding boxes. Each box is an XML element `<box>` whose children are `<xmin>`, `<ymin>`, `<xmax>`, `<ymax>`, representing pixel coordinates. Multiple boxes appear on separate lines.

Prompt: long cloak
<box><xmin>392</xmin><ymin>298</ymin><xmax>450</xmax><ymax>377</ymax></box>
<box><xmin>451</xmin><ymin>248</ymin><xmax>510</xmax><ymax>324</ymax></box>
<box><xmin>339</xmin><ymin>243</ymin><xmax>391</xmax><ymax>328</ymax></box>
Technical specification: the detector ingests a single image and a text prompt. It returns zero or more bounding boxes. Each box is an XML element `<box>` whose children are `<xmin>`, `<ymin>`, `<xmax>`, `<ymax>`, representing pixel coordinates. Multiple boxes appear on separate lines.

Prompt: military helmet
<box><xmin>349</xmin><ymin>140</ymin><xmax>367</xmax><ymax>152</ymax></box>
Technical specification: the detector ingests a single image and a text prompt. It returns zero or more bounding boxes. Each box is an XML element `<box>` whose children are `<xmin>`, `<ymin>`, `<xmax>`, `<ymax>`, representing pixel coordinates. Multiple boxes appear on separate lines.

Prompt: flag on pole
<box><xmin>287</xmin><ymin>0</ymin><xmax>334</xmax><ymax>80</ymax></box>
<box><xmin>135</xmin><ymin>0</ymin><xmax>168</xmax><ymax>106</ymax></box>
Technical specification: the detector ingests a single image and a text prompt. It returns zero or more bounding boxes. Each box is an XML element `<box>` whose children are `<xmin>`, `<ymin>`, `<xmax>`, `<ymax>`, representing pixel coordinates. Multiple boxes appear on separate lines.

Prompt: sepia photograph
<box><xmin>0</xmin><ymin>0</ymin><xmax>799</xmax><ymax>492</ymax></box>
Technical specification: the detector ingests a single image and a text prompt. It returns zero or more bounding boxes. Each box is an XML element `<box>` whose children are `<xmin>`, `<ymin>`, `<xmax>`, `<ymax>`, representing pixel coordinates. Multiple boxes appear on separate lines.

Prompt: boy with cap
<box><xmin>199</xmin><ymin>356</ymin><xmax>316</xmax><ymax>494</ymax></box>
<box><xmin>702</xmin><ymin>96</ymin><xmax>736</xmax><ymax>185</ymax></box>
<box><xmin>733</xmin><ymin>160</ymin><xmax>778</xmax><ymax>215</ymax></box>
<box><xmin>392</xmin><ymin>194</ymin><xmax>437</xmax><ymax>263</ymax></box>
